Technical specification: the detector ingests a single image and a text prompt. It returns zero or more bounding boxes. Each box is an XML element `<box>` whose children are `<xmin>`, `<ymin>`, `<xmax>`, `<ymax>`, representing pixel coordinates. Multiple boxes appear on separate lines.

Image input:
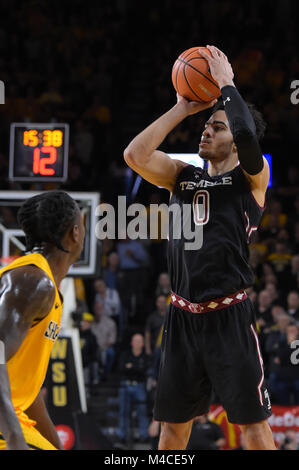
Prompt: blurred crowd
<box><xmin>0</xmin><ymin>0</ymin><xmax>298</xmax><ymax>450</ymax></box>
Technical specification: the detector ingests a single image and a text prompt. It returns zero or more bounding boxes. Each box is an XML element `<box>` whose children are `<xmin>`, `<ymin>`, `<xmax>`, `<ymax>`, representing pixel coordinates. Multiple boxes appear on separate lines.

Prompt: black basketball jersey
<box><xmin>167</xmin><ymin>164</ymin><xmax>264</xmax><ymax>303</ymax></box>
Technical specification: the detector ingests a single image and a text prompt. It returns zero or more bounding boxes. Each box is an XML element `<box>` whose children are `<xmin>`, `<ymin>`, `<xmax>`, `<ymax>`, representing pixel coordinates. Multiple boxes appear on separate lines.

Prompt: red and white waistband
<box><xmin>170</xmin><ymin>289</ymin><xmax>248</xmax><ymax>314</ymax></box>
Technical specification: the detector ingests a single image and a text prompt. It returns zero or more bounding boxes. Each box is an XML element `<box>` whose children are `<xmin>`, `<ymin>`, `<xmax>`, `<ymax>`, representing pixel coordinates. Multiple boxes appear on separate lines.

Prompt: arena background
<box><xmin>0</xmin><ymin>0</ymin><xmax>298</xmax><ymax>451</ymax></box>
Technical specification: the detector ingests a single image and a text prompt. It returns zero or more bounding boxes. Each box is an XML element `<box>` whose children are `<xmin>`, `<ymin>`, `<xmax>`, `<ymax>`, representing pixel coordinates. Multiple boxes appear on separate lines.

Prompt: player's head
<box><xmin>17</xmin><ymin>190</ymin><xmax>85</xmax><ymax>261</ymax></box>
<box><xmin>199</xmin><ymin>99</ymin><xmax>266</xmax><ymax>163</ymax></box>
<box><xmin>156</xmin><ymin>294</ymin><xmax>168</xmax><ymax>313</ymax></box>
<box><xmin>131</xmin><ymin>333</ymin><xmax>144</xmax><ymax>350</ymax></box>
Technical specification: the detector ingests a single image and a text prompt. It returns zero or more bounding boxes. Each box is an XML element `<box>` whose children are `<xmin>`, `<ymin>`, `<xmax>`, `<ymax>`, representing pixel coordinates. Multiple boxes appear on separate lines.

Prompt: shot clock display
<box><xmin>9</xmin><ymin>123</ymin><xmax>69</xmax><ymax>182</ymax></box>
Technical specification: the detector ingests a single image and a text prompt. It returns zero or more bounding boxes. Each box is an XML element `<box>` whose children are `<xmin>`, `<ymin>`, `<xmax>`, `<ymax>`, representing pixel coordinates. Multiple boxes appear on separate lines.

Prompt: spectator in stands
<box><xmin>117</xmin><ymin>333</ymin><xmax>151</xmax><ymax>445</ymax></box>
<box><xmin>278</xmin><ymin>167</ymin><xmax>299</xmax><ymax>209</ymax></box>
<box><xmin>267</xmin><ymin>240</ymin><xmax>293</xmax><ymax>295</ymax></box>
<box><xmin>256</xmin><ymin>289</ymin><xmax>274</xmax><ymax>329</ymax></box>
<box><xmin>91</xmin><ymin>301</ymin><xmax>117</xmax><ymax>381</ymax></box>
<box><xmin>260</xmin><ymin>199</ymin><xmax>287</xmax><ymax>233</ymax></box>
<box><xmin>145</xmin><ymin>294</ymin><xmax>169</xmax><ymax>389</ymax></box>
<box><xmin>186</xmin><ymin>415</ymin><xmax>225</xmax><ymax>450</ymax></box>
<box><xmin>93</xmin><ymin>277</ymin><xmax>122</xmax><ymax>327</ymax></box>
<box><xmin>265</xmin><ymin>280</ymin><xmax>280</xmax><ymax>304</ymax></box>
<box><xmin>267</xmin><ymin>321</ymin><xmax>299</xmax><ymax>405</ymax></box>
<box><xmin>155</xmin><ymin>272</ymin><xmax>171</xmax><ymax>301</ymax></box>
<box><xmin>249</xmin><ymin>231</ymin><xmax>268</xmax><ymax>259</ymax></box>
<box><xmin>257</xmin><ymin>262</ymin><xmax>276</xmax><ymax>285</ymax></box>
<box><xmin>79</xmin><ymin>312</ymin><xmax>99</xmax><ymax>391</ymax></box>
<box><xmin>117</xmin><ymin>236</ymin><xmax>149</xmax><ymax>318</ymax></box>
<box><xmin>265</xmin><ymin>312</ymin><xmax>291</xmax><ymax>360</ymax></box>
<box><xmin>270</xmin><ymin>305</ymin><xmax>289</xmax><ymax>326</ymax></box>
<box><xmin>145</xmin><ymin>294</ymin><xmax>168</xmax><ymax>357</ymax></box>
<box><xmin>103</xmin><ymin>251</ymin><xmax>120</xmax><ymax>290</ymax></box>
<box><xmin>286</xmin><ymin>291</ymin><xmax>299</xmax><ymax>322</ymax></box>
<box><xmin>246</xmin><ymin>286</ymin><xmax>258</xmax><ymax>305</ymax></box>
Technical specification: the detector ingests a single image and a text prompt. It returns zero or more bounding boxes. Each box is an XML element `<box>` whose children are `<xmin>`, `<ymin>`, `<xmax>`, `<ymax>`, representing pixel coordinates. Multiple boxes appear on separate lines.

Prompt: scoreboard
<box><xmin>9</xmin><ymin>123</ymin><xmax>69</xmax><ymax>182</ymax></box>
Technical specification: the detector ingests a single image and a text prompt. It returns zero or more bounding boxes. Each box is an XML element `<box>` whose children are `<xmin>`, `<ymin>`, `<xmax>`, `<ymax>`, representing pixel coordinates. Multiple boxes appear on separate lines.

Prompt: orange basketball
<box><xmin>172</xmin><ymin>46</ymin><xmax>221</xmax><ymax>103</ymax></box>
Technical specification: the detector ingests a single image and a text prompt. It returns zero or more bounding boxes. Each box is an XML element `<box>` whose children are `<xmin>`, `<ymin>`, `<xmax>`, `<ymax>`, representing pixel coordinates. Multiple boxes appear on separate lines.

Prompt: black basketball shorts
<box><xmin>153</xmin><ymin>297</ymin><xmax>272</xmax><ymax>425</ymax></box>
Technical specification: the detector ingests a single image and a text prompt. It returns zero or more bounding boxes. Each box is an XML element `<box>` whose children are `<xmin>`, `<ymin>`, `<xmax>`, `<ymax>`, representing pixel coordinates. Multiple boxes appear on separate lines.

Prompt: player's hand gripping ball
<box><xmin>172</xmin><ymin>47</ymin><xmax>221</xmax><ymax>102</ymax></box>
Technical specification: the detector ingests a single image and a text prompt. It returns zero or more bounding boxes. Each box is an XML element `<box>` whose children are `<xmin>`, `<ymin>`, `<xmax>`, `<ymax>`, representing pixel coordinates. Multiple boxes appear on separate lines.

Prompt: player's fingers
<box><xmin>215</xmin><ymin>46</ymin><xmax>229</xmax><ymax>61</ymax></box>
<box><xmin>207</xmin><ymin>45</ymin><xmax>225</xmax><ymax>59</ymax></box>
<box><xmin>199</xmin><ymin>49</ymin><xmax>213</xmax><ymax>62</ymax></box>
<box><xmin>206</xmin><ymin>45</ymin><xmax>220</xmax><ymax>58</ymax></box>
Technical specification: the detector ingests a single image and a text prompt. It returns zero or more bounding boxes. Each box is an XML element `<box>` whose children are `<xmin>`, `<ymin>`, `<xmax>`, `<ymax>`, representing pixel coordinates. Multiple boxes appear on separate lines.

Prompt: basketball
<box><xmin>172</xmin><ymin>46</ymin><xmax>221</xmax><ymax>103</ymax></box>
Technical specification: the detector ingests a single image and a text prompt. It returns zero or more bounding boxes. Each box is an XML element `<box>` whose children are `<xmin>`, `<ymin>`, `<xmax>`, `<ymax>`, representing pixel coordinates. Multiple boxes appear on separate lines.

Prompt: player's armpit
<box><xmin>124</xmin><ymin>149</ymin><xmax>188</xmax><ymax>191</ymax></box>
<box><xmin>241</xmin><ymin>156</ymin><xmax>270</xmax><ymax>207</ymax></box>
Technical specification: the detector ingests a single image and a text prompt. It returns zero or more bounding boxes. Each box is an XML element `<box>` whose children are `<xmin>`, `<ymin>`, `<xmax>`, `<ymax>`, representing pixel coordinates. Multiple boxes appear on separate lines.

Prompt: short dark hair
<box><xmin>17</xmin><ymin>190</ymin><xmax>79</xmax><ymax>253</ymax></box>
<box><xmin>212</xmin><ymin>98</ymin><xmax>267</xmax><ymax>141</ymax></box>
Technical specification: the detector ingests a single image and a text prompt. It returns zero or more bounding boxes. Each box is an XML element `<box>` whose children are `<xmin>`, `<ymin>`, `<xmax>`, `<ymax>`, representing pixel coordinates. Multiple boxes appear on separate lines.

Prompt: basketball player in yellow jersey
<box><xmin>0</xmin><ymin>191</ymin><xmax>85</xmax><ymax>450</ymax></box>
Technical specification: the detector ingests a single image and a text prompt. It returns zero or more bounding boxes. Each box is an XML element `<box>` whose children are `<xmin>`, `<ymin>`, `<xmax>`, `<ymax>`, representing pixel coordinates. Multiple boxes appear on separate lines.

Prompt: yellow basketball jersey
<box><xmin>0</xmin><ymin>253</ymin><xmax>63</xmax><ymax>423</ymax></box>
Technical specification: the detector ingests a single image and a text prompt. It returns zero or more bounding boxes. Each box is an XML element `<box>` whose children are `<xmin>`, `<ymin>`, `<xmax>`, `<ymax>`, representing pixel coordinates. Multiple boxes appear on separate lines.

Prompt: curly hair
<box><xmin>212</xmin><ymin>98</ymin><xmax>267</xmax><ymax>141</ymax></box>
<box><xmin>17</xmin><ymin>190</ymin><xmax>79</xmax><ymax>253</ymax></box>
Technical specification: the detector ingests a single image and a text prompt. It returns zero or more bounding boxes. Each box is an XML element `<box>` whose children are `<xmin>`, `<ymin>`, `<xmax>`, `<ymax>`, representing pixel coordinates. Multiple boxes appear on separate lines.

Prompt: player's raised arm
<box><xmin>201</xmin><ymin>45</ymin><xmax>269</xmax><ymax>204</ymax></box>
<box><xmin>0</xmin><ymin>267</ymin><xmax>55</xmax><ymax>450</ymax></box>
<box><xmin>124</xmin><ymin>95</ymin><xmax>216</xmax><ymax>192</ymax></box>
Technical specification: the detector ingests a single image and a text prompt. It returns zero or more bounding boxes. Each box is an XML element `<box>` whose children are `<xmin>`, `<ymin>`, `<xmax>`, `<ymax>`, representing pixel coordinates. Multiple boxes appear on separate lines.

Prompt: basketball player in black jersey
<box><xmin>124</xmin><ymin>46</ymin><xmax>276</xmax><ymax>450</ymax></box>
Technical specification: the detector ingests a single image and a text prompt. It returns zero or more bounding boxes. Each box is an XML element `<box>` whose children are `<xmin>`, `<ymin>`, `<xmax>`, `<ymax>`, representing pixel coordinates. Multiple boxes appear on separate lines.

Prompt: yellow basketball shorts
<box><xmin>0</xmin><ymin>422</ymin><xmax>57</xmax><ymax>450</ymax></box>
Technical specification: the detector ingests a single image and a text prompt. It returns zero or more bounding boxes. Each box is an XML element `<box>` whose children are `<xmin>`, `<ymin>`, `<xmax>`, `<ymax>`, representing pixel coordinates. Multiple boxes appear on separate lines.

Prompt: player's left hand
<box><xmin>200</xmin><ymin>46</ymin><xmax>234</xmax><ymax>89</ymax></box>
<box><xmin>176</xmin><ymin>93</ymin><xmax>217</xmax><ymax>116</ymax></box>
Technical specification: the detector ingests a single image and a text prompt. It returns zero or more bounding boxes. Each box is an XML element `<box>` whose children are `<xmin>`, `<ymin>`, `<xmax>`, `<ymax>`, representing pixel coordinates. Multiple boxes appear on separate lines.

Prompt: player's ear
<box><xmin>71</xmin><ymin>224</ymin><xmax>80</xmax><ymax>243</ymax></box>
<box><xmin>66</xmin><ymin>224</ymin><xmax>80</xmax><ymax>246</ymax></box>
<box><xmin>232</xmin><ymin>142</ymin><xmax>238</xmax><ymax>154</ymax></box>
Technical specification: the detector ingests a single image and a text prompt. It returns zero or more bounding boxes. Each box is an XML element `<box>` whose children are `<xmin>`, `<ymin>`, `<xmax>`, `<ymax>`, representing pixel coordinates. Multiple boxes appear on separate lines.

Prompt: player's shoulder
<box><xmin>175</xmin><ymin>163</ymin><xmax>203</xmax><ymax>181</ymax></box>
<box><xmin>1</xmin><ymin>265</ymin><xmax>56</xmax><ymax>318</ymax></box>
<box><xmin>7</xmin><ymin>264</ymin><xmax>55</xmax><ymax>292</ymax></box>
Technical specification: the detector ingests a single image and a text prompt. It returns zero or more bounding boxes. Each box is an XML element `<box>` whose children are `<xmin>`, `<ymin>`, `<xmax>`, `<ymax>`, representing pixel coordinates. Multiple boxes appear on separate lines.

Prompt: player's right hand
<box><xmin>176</xmin><ymin>93</ymin><xmax>217</xmax><ymax>116</ymax></box>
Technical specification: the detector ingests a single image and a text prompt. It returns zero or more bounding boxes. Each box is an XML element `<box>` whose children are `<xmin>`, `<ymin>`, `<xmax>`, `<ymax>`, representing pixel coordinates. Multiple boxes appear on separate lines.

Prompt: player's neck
<box><xmin>207</xmin><ymin>155</ymin><xmax>238</xmax><ymax>177</ymax></box>
<box><xmin>37</xmin><ymin>247</ymin><xmax>73</xmax><ymax>286</ymax></box>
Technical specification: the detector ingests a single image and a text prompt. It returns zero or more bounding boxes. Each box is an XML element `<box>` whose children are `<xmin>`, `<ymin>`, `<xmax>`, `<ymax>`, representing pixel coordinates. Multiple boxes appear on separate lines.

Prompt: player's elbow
<box><xmin>123</xmin><ymin>147</ymin><xmax>135</xmax><ymax>167</ymax></box>
<box><xmin>124</xmin><ymin>146</ymin><xmax>146</xmax><ymax>170</ymax></box>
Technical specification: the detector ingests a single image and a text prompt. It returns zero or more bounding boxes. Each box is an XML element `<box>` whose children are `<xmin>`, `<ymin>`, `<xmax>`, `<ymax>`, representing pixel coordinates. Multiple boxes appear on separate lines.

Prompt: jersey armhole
<box><xmin>249</xmin><ymin>190</ymin><xmax>266</xmax><ymax>211</ymax></box>
<box><xmin>176</xmin><ymin>163</ymin><xmax>191</xmax><ymax>178</ymax></box>
<box><xmin>238</xmin><ymin>164</ymin><xmax>266</xmax><ymax>211</ymax></box>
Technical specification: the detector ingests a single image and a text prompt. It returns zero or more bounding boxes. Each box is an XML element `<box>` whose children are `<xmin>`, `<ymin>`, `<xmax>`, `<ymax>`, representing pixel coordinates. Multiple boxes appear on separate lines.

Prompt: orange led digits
<box><xmin>42</xmin><ymin>130</ymin><xmax>52</xmax><ymax>146</ymax></box>
<box><xmin>23</xmin><ymin>130</ymin><xmax>38</xmax><ymax>147</ymax></box>
<box><xmin>52</xmin><ymin>130</ymin><xmax>63</xmax><ymax>147</ymax></box>
<box><xmin>33</xmin><ymin>147</ymin><xmax>57</xmax><ymax>175</ymax></box>
<box><xmin>42</xmin><ymin>130</ymin><xmax>63</xmax><ymax>147</ymax></box>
